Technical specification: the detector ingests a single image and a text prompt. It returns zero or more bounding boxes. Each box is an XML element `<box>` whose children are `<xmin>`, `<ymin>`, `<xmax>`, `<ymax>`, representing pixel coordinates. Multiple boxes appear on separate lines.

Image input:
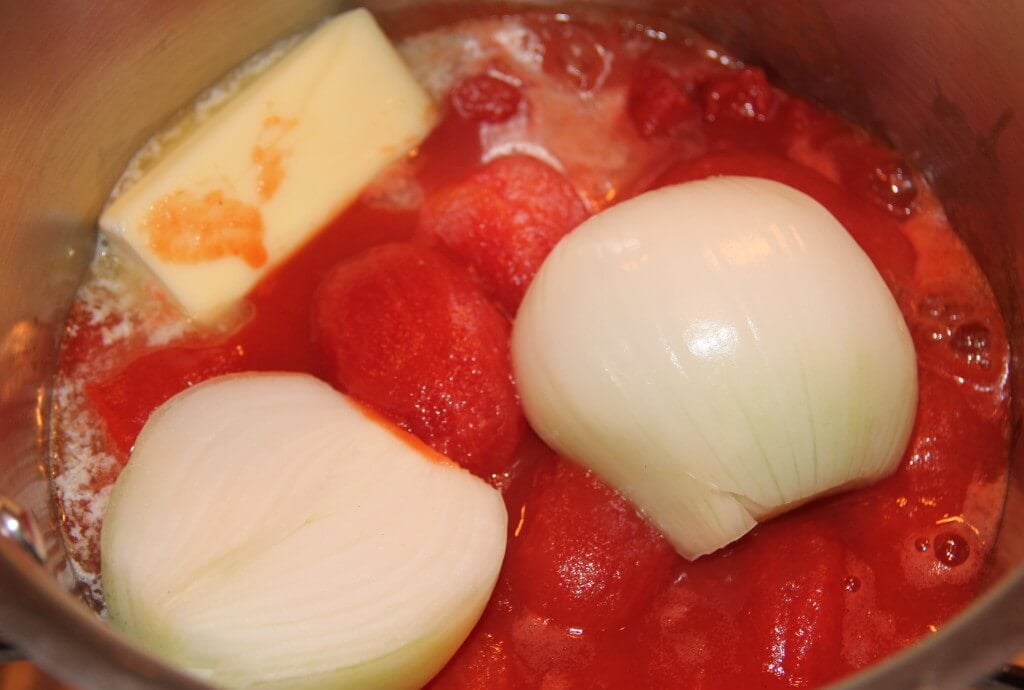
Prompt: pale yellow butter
<box><xmin>100</xmin><ymin>9</ymin><xmax>435</xmax><ymax>322</ymax></box>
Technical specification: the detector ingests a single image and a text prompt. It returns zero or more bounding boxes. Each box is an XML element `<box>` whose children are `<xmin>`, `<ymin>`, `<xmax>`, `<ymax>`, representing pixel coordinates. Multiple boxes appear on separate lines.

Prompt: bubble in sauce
<box><xmin>933</xmin><ymin>532</ymin><xmax>970</xmax><ymax>568</ymax></box>
<box><xmin>950</xmin><ymin>322</ymin><xmax>992</xmax><ymax>368</ymax></box>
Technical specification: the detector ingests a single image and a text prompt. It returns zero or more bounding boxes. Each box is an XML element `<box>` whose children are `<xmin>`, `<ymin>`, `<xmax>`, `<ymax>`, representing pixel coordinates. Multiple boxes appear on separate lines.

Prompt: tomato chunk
<box><xmin>312</xmin><ymin>243</ymin><xmax>524</xmax><ymax>477</ymax></box>
<box><xmin>639</xmin><ymin>577</ymin><xmax>743</xmax><ymax>690</ymax></box>
<box><xmin>506</xmin><ymin>454</ymin><xmax>676</xmax><ymax>631</ymax></box>
<box><xmin>421</xmin><ymin>155</ymin><xmax>588</xmax><ymax>313</ymax></box>
<box><xmin>743</xmin><ymin>519</ymin><xmax>848</xmax><ymax>688</ymax></box>
<box><xmin>627</xmin><ymin>62</ymin><xmax>698</xmax><ymax>137</ymax></box>
<box><xmin>451</xmin><ymin>73</ymin><xmax>523</xmax><ymax>124</ymax></box>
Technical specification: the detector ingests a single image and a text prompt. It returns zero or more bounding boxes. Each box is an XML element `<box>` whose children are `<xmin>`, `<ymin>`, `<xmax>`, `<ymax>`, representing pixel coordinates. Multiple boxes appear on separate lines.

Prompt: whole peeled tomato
<box><xmin>312</xmin><ymin>243</ymin><xmax>525</xmax><ymax>478</ymax></box>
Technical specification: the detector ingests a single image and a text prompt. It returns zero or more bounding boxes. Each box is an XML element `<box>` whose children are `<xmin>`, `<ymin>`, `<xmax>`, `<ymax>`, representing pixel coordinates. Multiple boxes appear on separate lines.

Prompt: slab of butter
<box><xmin>100</xmin><ymin>8</ymin><xmax>435</xmax><ymax>323</ymax></box>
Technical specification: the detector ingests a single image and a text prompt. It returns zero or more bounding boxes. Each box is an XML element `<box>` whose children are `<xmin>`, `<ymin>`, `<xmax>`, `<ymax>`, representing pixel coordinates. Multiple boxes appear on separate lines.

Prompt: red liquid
<box><xmin>52</xmin><ymin>9</ymin><xmax>1010</xmax><ymax>689</ymax></box>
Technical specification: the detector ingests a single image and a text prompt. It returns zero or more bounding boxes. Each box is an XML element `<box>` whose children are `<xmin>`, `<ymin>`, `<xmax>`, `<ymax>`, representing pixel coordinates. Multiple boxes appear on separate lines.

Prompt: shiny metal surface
<box><xmin>0</xmin><ymin>1</ymin><xmax>1021</xmax><ymax>689</ymax></box>
<box><xmin>0</xmin><ymin>496</ymin><xmax>46</xmax><ymax>565</ymax></box>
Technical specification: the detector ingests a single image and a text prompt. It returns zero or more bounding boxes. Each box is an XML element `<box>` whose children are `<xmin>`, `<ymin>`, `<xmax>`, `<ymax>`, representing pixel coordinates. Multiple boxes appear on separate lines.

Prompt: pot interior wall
<box><xmin>0</xmin><ymin>1</ymin><xmax>1021</xmax><ymax>688</ymax></box>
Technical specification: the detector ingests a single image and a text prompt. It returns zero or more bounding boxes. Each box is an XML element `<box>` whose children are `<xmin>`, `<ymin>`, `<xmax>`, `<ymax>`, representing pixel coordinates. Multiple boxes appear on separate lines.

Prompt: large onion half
<box><xmin>512</xmin><ymin>176</ymin><xmax>917</xmax><ymax>559</ymax></box>
<box><xmin>101</xmin><ymin>373</ymin><xmax>507</xmax><ymax>689</ymax></box>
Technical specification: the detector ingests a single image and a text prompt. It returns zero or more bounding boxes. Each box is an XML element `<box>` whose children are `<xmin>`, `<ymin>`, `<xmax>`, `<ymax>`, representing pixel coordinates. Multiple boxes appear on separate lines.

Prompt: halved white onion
<box><xmin>101</xmin><ymin>373</ymin><xmax>507</xmax><ymax>689</ymax></box>
<box><xmin>512</xmin><ymin>176</ymin><xmax>917</xmax><ymax>559</ymax></box>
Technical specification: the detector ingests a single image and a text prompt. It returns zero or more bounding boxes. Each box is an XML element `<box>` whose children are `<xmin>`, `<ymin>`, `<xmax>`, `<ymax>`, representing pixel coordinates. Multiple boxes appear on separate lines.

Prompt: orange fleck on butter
<box><xmin>145</xmin><ymin>189</ymin><xmax>268</xmax><ymax>268</ymax></box>
<box><xmin>253</xmin><ymin>115</ymin><xmax>299</xmax><ymax>202</ymax></box>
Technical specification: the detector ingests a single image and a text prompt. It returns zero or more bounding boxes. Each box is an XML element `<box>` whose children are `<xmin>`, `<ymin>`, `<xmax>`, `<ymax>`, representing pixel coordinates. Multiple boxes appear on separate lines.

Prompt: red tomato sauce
<box><xmin>51</xmin><ymin>9</ymin><xmax>1010</xmax><ymax>689</ymax></box>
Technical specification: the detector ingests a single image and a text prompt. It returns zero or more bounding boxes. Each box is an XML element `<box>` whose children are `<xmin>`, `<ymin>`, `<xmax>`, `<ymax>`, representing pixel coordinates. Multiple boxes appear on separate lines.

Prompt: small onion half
<box><xmin>101</xmin><ymin>373</ymin><xmax>507</xmax><ymax>689</ymax></box>
<box><xmin>512</xmin><ymin>176</ymin><xmax>917</xmax><ymax>559</ymax></box>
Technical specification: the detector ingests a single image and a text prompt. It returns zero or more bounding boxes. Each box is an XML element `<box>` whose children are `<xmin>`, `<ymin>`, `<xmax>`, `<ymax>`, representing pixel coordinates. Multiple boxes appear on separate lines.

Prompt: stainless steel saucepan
<box><xmin>0</xmin><ymin>1</ymin><xmax>1022</xmax><ymax>688</ymax></box>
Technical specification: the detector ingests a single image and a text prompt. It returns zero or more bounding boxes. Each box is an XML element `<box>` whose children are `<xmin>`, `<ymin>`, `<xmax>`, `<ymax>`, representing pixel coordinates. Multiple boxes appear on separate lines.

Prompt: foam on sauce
<box><xmin>50</xmin><ymin>9</ymin><xmax>1010</xmax><ymax>686</ymax></box>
